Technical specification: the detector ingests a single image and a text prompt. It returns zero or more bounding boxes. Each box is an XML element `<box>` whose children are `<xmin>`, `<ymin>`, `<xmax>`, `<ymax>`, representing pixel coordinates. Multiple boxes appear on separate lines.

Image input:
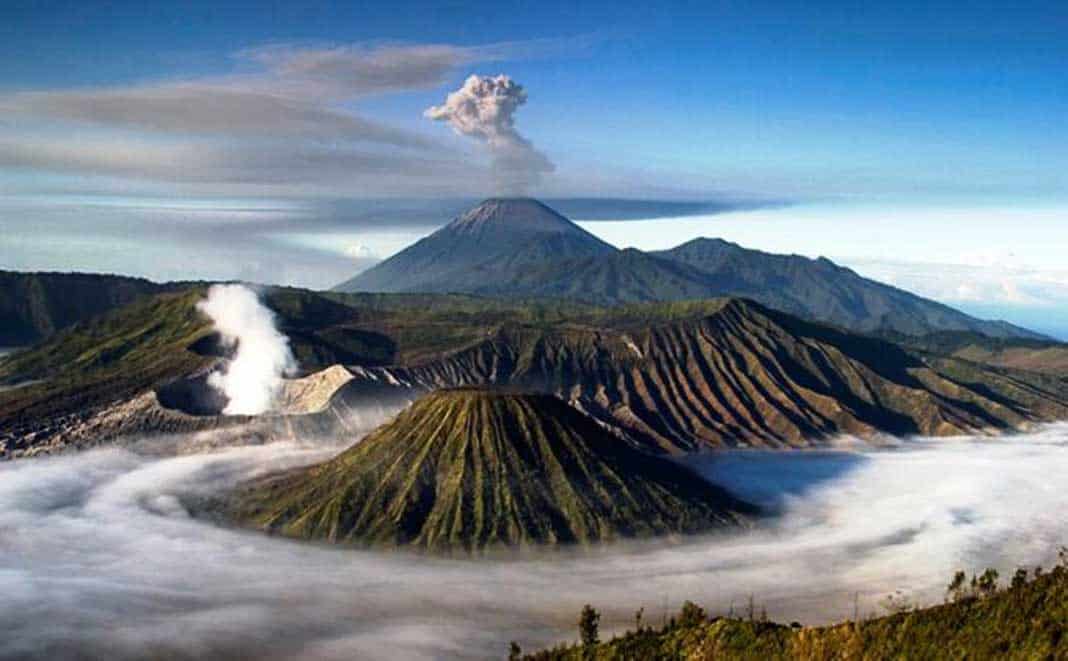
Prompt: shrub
<box><xmin>578</xmin><ymin>605</ymin><xmax>600</xmax><ymax>647</ymax></box>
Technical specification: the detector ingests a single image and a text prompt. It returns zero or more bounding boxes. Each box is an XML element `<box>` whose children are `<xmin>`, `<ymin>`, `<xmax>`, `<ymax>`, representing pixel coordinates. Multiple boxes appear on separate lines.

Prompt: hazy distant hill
<box><xmin>654</xmin><ymin>238</ymin><xmax>1037</xmax><ymax>338</ymax></box>
<box><xmin>483</xmin><ymin>248</ymin><xmax>724</xmax><ymax>303</ymax></box>
<box><xmin>335</xmin><ymin>199</ymin><xmax>1040</xmax><ymax>340</ymax></box>
<box><xmin>0</xmin><ymin>271</ymin><xmax>170</xmax><ymax>346</ymax></box>
<box><xmin>218</xmin><ymin>388</ymin><xmax>754</xmax><ymax>552</ymax></box>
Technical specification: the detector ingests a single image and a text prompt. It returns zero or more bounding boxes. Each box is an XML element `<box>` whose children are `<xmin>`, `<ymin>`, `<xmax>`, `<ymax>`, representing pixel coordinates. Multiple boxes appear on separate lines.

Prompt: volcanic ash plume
<box><xmin>425</xmin><ymin>74</ymin><xmax>554</xmax><ymax>194</ymax></box>
<box><xmin>196</xmin><ymin>284</ymin><xmax>296</xmax><ymax>415</ymax></box>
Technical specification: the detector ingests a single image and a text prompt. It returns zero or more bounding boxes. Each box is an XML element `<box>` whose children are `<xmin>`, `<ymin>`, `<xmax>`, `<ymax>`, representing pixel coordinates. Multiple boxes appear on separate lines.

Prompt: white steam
<box><xmin>425</xmin><ymin>74</ymin><xmax>554</xmax><ymax>193</ymax></box>
<box><xmin>196</xmin><ymin>284</ymin><xmax>296</xmax><ymax>415</ymax></box>
<box><xmin>1</xmin><ymin>426</ymin><xmax>1067</xmax><ymax>659</ymax></box>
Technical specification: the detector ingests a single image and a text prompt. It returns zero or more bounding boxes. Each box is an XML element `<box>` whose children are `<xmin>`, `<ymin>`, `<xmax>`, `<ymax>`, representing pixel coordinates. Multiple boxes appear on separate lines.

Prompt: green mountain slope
<box><xmin>0</xmin><ymin>270</ymin><xmax>172</xmax><ymax>346</ymax></box>
<box><xmin>883</xmin><ymin>329</ymin><xmax>1068</xmax><ymax>377</ymax></box>
<box><xmin>522</xmin><ymin>557</ymin><xmax>1068</xmax><ymax>660</ymax></box>
<box><xmin>5</xmin><ymin>284</ymin><xmax>1066</xmax><ymax>458</ymax></box>
<box><xmin>218</xmin><ymin>388</ymin><xmax>754</xmax><ymax>552</ymax></box>
<box><xmin>0</xmin><ymin>287</ymin><xmax>215</xmax><ymax>426</ymax></box>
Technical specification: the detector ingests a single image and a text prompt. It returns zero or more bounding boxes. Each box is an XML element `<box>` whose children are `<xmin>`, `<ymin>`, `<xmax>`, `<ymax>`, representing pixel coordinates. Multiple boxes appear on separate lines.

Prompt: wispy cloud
<box><xmin>847</xmin><ymin>257</ymin><xmax>1068</xmax><ymax>308</ymax></box>
<box><xmin>0</xmin><ymin>39</ymin><xmax>573</xmax><ymax>195</ymax></box>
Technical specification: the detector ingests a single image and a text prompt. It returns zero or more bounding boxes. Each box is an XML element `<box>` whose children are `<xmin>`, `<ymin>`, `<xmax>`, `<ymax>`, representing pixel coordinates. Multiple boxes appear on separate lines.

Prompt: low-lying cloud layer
<box><xmin>425</xmin><ymin>74</ymin><xmax>554</xmax><ymax>194</ymax></box>
<box><xmin>2</xmin><ymin>426</ymin><xmax>1066</xmax><ymax>660</ymax></box>
<box><xmin>197</xmin><ymin>284</ymin><xmax>296</xmax><ymax>415</ymax></box>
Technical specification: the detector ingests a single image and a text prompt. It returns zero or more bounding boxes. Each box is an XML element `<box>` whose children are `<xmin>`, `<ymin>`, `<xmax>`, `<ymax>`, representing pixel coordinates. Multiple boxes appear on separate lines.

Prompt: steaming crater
<box><xmin>2</xmin><ymin>425</ymin><xmax>1067</xmax><ymax>660</ymax></box>
<box><xmin>197</xmin><ymin>284</ymin><xmax>297</xmax><ymax>416</ymax></box>
<box><xmin>155</xmin><ymin>373</ymin><xmax>229</xmax><ymax>416</ymax></box>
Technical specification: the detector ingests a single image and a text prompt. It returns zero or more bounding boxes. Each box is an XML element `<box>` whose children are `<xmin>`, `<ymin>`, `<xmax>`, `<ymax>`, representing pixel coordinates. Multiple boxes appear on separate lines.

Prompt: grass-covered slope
<box><xmin>522</xmin><ymin>558</ymin><xmax>1068</xmax><ymax>660</ymax></box>
<box><xmin>0</xmin><ymin>270</ymin><xmax>172</xmax><ymax>346</ymax></box>
<box><xmin>219</xmin><ymin>388</ymin><xmax>754</xmax><ymax>552</ymax></box>
<box><xmin>5</xmin><ymin>281</ymin><xmax>1067</xmax><ymax>457</ymax></box>
<box><xmin>0</xmin><ymin>287</ymin><xmax>215</xmax><ymax>428</ymax></box>
<box><xmin>884</xmin><ymin>329</ymin><xmax>1068</xmax><ymax>377</ymax></box>
<box><xmin>0</xmin><ymin>285</ymin><xmax>745</xmax><ymax>456</ymax></box>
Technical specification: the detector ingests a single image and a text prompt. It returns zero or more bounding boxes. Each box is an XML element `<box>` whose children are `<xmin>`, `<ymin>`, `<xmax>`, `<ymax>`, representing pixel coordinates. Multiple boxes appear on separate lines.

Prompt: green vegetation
<box><xmin>579</xmin><ymin>605</ymin><xmax>601</xmax><ymax>647</ymax></box>
<box><xmin>318</xmin><ymin>288</ymin><xmax>735</xmax><ymax>365</ymax></box>
<box><xmin>522</xmin><ymin>551</ymin><xmax>1068</xmax><ymax>660</ymax></box>
<box><xmin>6</xmin><ymin>281</ymin><xmax>1068</xmax><ymax>457</ymax></box>
<box><xmin>0</xmin><ymin>270</ymin><xmax>171</xmax><ymax>346</ymax></box>
<box><xmin>218</xmin><ymin>388</ymin><xmax>754</xmax><ymax>552</ymax></box>
<box><xmin>0</xmin><ymin>288</ymin><xmax>214</xmax><ymax>426</ymax></box>
<box><xmin>883</xmin><ymin>329</ymin><xmax>1068</xmax><ymax>377</ymax></box>
<box><xmin>0</xmin><ymin>282</ymin><xmax>740</xmax><ymax>456</ymax></box>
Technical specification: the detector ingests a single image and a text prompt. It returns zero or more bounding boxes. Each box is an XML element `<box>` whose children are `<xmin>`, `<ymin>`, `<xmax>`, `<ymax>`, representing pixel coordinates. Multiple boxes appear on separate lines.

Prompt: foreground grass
<box><xmin>521</xmin><ymin>555</ymin><xmax>1068</xmax><ymax>660</ymax></box>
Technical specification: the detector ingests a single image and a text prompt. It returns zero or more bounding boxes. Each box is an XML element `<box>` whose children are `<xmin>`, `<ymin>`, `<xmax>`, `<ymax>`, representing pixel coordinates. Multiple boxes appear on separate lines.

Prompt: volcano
<box><xmin>335</xmin><ymin>198</ymin><xmax>615</xmax><ymax>294</ymax></box>
<box><xmin>335</xmin><ymin>198</ymin><xmax>1040</xmax><ymax>340</ymax></box>
<box><xmin>220</xmin><ymin>388</ymin><xmax>753</xmax><ymax>552</ymax></box>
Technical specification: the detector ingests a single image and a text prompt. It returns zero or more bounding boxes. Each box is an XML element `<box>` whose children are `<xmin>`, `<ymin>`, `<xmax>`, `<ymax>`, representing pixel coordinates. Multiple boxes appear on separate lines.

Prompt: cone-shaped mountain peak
<box><xmin>448</xmin><ymin>197</ymin><xmax>581</xmax><ymax>235</ymax></box>
<box><xmin>220</xmin><ymin>387</ymin><xmax>753</xmax><ymax>552</ymax></box>
<box><xmin>335</xmin><ymin>198</ymin><xmax>615</xmax><ymax>294</ymax></box>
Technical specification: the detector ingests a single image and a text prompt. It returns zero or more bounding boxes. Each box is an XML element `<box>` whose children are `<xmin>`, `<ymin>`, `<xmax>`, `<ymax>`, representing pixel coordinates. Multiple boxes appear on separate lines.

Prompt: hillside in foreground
<box><xmin>520</xmin><ymin>555</ymin><xmax>1068</xmax><ymax>660</ymax></box>
<box><xmin>216</xmin><ymin>388</ymin><xmax>755</xmax><ymax>552</ymax></box>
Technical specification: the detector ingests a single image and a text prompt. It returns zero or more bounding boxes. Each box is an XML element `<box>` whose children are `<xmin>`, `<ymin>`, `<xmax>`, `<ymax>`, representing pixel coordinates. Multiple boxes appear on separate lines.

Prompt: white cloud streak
<box><xmin>0</xmin><ymin>40</ymin><xmax>566</xmax><ymax>195</ymax></box>
<box><xmin>846</xmin><ymin>257</ymin><xmax>1068</xmax><ymax>308</ymax></box>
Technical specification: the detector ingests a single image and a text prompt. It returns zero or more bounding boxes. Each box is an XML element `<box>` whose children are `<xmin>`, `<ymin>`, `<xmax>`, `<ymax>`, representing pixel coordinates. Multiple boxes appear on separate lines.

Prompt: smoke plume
<box><xmin>196</xmin><ymin>284</ymin><xmax>296</xmax><ymax>415</ymax></box>
<box><xmin>425</xmin><ymin>74</ymin><xmax>554</xmax><ymax>193</ymax></box>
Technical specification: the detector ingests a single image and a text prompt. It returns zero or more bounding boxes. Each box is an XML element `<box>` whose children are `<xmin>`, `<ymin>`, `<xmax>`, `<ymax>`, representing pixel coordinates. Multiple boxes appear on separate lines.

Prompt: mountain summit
<box><xmin>219</xmin><ymin>388</ymin><xmax>753</xmax><ymax>552</ymax></box>
<box><xmin>446</xmin><ymin>197</ymin><xmax>586</xmax><ymax>235</ymax></box>
<box><xmin>336</xmin><ymin>198</ymin><xmax>614</xmax><ymax>293</ymax></box>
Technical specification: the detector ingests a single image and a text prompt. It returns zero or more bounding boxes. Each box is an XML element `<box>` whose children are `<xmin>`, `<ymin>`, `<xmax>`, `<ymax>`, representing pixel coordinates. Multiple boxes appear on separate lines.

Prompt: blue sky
<box><xmin>1</xmin><ymin>1</ymin><xmax>1067</xmax><ymax>333</ymax></box>
<box><xmin>3</xmin><ymin>0</ymin><xmax>1066</xmax><ymax>199</ymax></box>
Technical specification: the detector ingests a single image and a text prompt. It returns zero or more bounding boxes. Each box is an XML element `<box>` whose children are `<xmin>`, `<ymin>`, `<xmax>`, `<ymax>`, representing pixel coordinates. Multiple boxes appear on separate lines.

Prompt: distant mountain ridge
<box><xmin>653</xmin><ymin>237</ymin><xmax>1036</xmax><ymax>338</ymax></box>
<box><xmin>335</xmin><ymin>198</ymin><xmax>1040</xmax><ymax>340</ymax></box>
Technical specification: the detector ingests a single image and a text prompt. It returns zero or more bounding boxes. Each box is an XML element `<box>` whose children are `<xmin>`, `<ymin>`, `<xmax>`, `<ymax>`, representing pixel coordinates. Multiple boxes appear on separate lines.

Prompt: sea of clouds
<box><xmin>1</xmin><ymin>426</ymin><xmax>1066</xmax><ymax>660</ymax></box>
